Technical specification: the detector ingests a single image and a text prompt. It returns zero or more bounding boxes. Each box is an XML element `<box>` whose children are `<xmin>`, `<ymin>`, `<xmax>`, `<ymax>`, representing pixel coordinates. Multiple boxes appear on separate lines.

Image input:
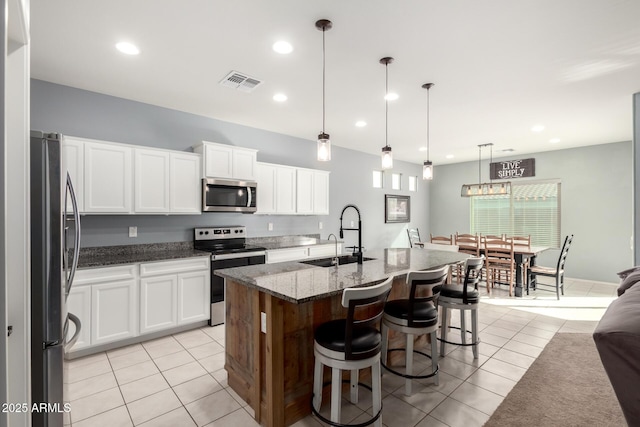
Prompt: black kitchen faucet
<box><xmin>339</xmin><ymin>204</ymin><xmax>363</xmax><ymax>264</ymax></box>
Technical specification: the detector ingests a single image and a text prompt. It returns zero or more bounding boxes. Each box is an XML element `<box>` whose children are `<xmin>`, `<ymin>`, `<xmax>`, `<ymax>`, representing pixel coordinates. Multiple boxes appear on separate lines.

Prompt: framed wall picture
<box><xmin>385</xmin><ymin>194</ymin><xmax>410</xmax><ymax>223</ymax></box>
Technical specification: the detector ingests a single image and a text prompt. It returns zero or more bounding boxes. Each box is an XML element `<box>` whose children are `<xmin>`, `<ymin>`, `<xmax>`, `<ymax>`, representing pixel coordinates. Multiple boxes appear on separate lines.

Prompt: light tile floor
<box><xmin>65</xmin><ymin>277</ymin><xmax>618</xmax><ymax>427</ymax></box>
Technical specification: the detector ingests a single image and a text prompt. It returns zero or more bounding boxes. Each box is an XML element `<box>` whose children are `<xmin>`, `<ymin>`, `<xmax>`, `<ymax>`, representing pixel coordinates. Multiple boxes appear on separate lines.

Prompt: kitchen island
<box><xmin>215</xmin><ymin>248</ymin><xmax>469</xmax><ymax>427</ymax></box>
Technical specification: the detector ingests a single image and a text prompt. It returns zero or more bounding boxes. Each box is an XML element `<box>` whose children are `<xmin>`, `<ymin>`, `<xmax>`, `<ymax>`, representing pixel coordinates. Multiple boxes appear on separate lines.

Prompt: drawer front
<box><xmin>308</xmin><ymin>244</ymin><xmax>342</xmax><ymax>259</ymax></box>
<box><xmin>140</xmin><ymin>257</ymin><xmax>210</xmax><ymax>277</ymax></box>
<box><xmin>266</xmin><ymin>247</ymin><xmax>309</xmax><ymax>264</ymax></box>
<box><xmin>74</xmin><ymin>264</ymin><xmax>137</xmax><ymax>286</ymax></box>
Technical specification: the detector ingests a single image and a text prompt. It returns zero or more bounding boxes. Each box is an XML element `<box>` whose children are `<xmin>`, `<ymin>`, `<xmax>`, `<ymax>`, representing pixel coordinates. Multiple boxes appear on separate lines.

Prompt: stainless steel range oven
<box><xmin>194</xmin><ymin>226</ymin><xmax>266</xmax><ymax>326</ymax></box>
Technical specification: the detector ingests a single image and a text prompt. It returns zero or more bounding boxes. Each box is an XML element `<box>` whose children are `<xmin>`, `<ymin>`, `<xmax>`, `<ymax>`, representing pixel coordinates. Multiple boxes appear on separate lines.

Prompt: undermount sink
<box><xmin>301</xmin><ymin>255</ymin><xmax>376</xmax><ymax>268</ymax></box>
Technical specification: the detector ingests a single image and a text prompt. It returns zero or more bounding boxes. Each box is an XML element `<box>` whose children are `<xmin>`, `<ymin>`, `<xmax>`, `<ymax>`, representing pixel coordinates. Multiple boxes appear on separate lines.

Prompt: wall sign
<box><xmin>490</xmin><ymin>158</ymin><xmax>535</xmax><ymax>180</ymax></box>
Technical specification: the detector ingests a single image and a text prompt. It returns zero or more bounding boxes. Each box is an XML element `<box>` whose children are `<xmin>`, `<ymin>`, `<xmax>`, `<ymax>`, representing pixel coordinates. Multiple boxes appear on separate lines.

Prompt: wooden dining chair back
<box><xmin>484</xmin><ymin>238</ymin><xmax>515</xmax><ymax>296</ymax></box>
<box><xmin>527</xmin><ymin>235</ymin><xmax>573</xmax><ymax>300</ymax></box>
<box><xmin>407</xmin><ymin>228</ymin><xmax>424</xmax><ymax>248</ymax></box>
<box><xmin>455</xmin><ymin>233</ymin><xmax>480</xmax><ymax>256</ymax></box>
<box><xmin>506</xmin><ymin>235</ymin><xmax>531</xmax><ymax>248</ymax></box>
<box><xmin>430</xmin><ymin>234</ymin><xmax>454</xmax><ymax>246</ymax></box>
<box><xmin>454</xmin><ymin>233</ymin><xmax>480</xmax><ymax>283</ymax></box>
<box><xmin>481</xmin><ymin>234</ymin><xmax>505</xmax><ymax>243</ymax></box>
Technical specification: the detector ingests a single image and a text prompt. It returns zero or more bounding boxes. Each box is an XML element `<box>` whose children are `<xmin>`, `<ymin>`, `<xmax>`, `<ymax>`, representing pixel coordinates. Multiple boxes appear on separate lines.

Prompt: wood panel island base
<box><xmin>217</xmin><ymin>248</ymin><xmax>469</xmax><ymax>427</ymax></box>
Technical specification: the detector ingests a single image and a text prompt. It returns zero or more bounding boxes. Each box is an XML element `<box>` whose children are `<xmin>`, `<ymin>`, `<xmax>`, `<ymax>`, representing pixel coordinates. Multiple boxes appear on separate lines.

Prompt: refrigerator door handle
<box><xmin>65</xmin><ymin>172</ymin><xmax>81</xmax><ymax>296</ymax></box>
<box><xmin>64</xmin><ymin>312</ymin><xmax>81</xmax><ymax>351</ymax></box>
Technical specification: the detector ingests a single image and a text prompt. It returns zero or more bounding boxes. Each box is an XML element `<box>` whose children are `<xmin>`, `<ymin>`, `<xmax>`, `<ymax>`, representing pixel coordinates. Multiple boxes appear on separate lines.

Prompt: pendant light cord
<box><xmin>426</xmin><ymin>87</ymin><xmax>430</xmax><ymax>161</ymax></box>
<box><xmin>385</xmin><ymin>63</ymin><xmax>389</xmax><ymax>149</ymax></box>
<box><xmin>322</xmin><ymin>26</ymin><xmax>326</xmax><ymax>134</ymax></box>
<box><xmin>478</xmin><ymin>145</ymin><xmax>482</xmax><ymax>183</ymax></box>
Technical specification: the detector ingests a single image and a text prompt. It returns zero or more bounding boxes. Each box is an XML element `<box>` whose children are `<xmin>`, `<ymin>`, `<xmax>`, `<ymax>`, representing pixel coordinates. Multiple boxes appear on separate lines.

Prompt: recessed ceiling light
<box><xmin>355</xmin><ymin>121</ymin><xmax>367</xmax><ymax>128</ymax></box>
<box><xmin>272</xmin><ymin>41</ymin><xmax>293</xmax><ymax>54</ymax></box>
<box><xmin>549</xmin><ymin>138</ymin><xmax>561</xmax><ymax>143</ymax></box>
<box><xmin>531</xmin><ymin>124</ymin><xmax>545</xmax><ymax>132</ymax></box>
<box><xmin>273</xmin><ymin>93</ymin><xmax>287</xmax><ymax>102</ymax></box>
<box><xmin>502</xmin><ymin>148</ymin><xmax>515</xmax><ymax>152</ymax></box>
<box><xmin>115</xmin><ymin>42</ymin><xmax>140</xmax><ymax>55</ymax></box>
<box><xmin>445</xmin><ymin>154</ymin><xmax>454</xmax><ymax>159</ymax></box>
<box><xmin>418</xmin><ymin>147</ymin><xmax>427</xmax><ymax>152</ymax></box>
<box><xmin>384</xmin><ymin>92</ymin><xmax>399</xmax><ymax>101</ymax></box>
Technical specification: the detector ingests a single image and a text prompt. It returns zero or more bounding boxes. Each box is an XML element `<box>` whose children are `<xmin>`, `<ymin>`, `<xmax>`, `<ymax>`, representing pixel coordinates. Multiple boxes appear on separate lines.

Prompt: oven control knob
<box><xmin>205</xmin><ymin>231</ymin><xmax>209</xmax><ymax>235</ymax></box>
<box><xmin>234</xmin><ymin>230</ymin><xmax>239</xmax><ymax>233</ymax></box>
<box><xmin>199</xmin><ymin>231</ymin><xmax>204</xmax><ymax>235</ymax></box>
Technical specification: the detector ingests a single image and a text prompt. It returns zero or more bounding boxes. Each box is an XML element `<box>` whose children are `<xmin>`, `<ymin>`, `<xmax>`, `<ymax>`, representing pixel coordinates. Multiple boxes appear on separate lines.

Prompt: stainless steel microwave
<box><xmin>202</xmin><ymin>178</ymin><xmax>257</xmax><ymax>213</ymax></box>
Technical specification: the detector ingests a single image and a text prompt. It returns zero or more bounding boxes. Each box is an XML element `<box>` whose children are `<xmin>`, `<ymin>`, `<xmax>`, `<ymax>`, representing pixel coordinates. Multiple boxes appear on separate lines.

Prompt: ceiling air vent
<box><xmin>219</xmin><ymin>71</ymin><xmax>263</xmax><ymax>93</ymax></box>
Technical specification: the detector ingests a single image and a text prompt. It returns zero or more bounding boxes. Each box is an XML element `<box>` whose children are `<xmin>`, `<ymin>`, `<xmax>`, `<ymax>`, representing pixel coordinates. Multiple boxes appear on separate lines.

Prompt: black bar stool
<box><xmin>312</xmin><ymin>277</ymin><xmax>393</xmax><ymax>427</ymax></box>
<box><xmin>380</xmin><ymin>266</ymin><xmax>448</xmax><ymax>396</ymax></box>
<box><xmin>438</xmin><ymin>257</ymin><xmax>484</xmax><ymax>358</ymax></box>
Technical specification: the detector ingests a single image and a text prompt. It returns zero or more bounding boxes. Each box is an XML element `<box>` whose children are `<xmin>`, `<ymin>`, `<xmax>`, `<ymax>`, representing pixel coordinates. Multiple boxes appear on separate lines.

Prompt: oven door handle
<box><xmin>211</xmin><ymin>251</ymin><xmax>266</xmax><ymax>261</ymax></box>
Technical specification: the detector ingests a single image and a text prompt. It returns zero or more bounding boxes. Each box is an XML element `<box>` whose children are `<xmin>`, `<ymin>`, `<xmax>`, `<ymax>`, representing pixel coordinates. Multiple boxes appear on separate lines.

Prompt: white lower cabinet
<box><xmin>66</xmin><ymin>285</ymin><xmax>92</xmax><ymax>351</ymax></box>
<box><xmin>177</xmin><ymin>271</ymin><xmax>210</xmax><ymax>324</ymax></box>
<box><xmin>139</xmin><ymin>257</ymin><xmax>210</xmax><ymax>334</ymax></box>
<box><xmin>67</xmin><ymin>257</ymin><xmax>209</xmax><ymax>353</ymax></box>
<box><xmin>92</xmin><ymin>279</ymin><xmax>138</xmax><ymax>346</ymax></box>
<box><xmin>265</xmin><ymin>244</ymin><xmax>342</xmax><ymax>264</ymax></box>
<box><xmin>140</xmin><ymin>275</ymin><xmax>178</xmax><ymax>334</ymax></box>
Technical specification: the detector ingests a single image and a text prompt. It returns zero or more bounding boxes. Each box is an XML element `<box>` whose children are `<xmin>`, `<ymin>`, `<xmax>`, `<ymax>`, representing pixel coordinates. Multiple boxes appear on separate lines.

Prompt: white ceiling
<box><xmin>30</xmin><ymin>0</ymin><xmax>640</xmax><ymax>165</ymax></box>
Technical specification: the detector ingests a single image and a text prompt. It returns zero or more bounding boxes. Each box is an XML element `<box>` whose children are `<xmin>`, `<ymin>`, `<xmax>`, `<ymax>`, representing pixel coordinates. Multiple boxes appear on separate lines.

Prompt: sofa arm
<box><xmin>593</xmin><ymin>283</ymin><xmax>640</xmax><ymax>426</ymax></box>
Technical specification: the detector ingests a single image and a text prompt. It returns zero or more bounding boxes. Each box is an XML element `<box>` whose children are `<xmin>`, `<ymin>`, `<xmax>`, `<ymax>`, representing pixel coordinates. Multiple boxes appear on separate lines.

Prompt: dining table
<box><xmin>483</xmin><ymin>244</ymin><xmax>550</xmax><ymax>297</ymax></box>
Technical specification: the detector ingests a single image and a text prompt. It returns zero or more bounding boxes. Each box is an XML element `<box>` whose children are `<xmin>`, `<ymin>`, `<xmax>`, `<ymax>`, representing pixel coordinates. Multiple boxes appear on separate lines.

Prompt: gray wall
<box><xmin>31</xmin><ymin>80</ymin><xmax>428</xmax><ymax>252</ymax></box>
<box><xmin>430</xmin><ymin>142</ymin><xmax>633</xmax><ymax>283</ymax></box>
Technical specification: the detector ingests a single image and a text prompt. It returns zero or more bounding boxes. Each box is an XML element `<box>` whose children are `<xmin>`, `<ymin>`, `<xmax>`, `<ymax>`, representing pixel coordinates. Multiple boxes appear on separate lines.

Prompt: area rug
<box><xmin>484</xmin><ymin>333</ymin><xmax>626</xmax><ymax>427</ymax></box>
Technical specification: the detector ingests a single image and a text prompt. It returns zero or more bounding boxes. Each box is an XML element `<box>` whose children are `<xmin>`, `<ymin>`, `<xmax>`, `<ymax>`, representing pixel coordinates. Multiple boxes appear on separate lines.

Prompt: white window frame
<box><xmin>470</xmin><ymin>180</ymin><xmax>561</xmax><ymax>248</ymax></box>
<box><xmin>372</xmin><ymin>170</ymin><xmax>384</xmax><ymax>188</ymax></box>
<box><xmin>391</xmin><ymin>173</ymin><xmax>402</xmax><ymax>190</ymax></box>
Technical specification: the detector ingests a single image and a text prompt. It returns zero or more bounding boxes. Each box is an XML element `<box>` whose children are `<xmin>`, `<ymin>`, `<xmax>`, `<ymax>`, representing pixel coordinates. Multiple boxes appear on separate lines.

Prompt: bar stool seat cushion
<box><xmin>315</xmin><ymin>320</ymin><xmax>380</xmax><ymax>354</ymax></box>
<box><xmin>440</xmin><ymin>285</ymin><xmax>480</xmax><ymax>303</ymax></box>
<box><xmin>384</xmin><ymin>300</ymin><xmax>438</xmax><ymax>326</ymax></box>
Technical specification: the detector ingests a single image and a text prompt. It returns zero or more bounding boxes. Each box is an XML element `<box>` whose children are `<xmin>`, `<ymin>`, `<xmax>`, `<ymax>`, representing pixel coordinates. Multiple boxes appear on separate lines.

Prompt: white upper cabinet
<box><xmin>296</xmin><ymin>169</ymin><xmax>314</xmax><ymax>214</ymax></box>
<box><xmin>84</xmin><ymin>141</ymin><xmax>133</xmax><ymax>213</ymax></box>
<box><xmin>170</xmin><ymin>152</ymin><xmax>201</xmax><ymax>213</ymax></box>
<box><xmin>257</xmin><ymin>162</ymin><xmax>329</xmax><ymax>215</ymax></box>
<box><xmin>257</xmin><ymin>162</ymin><xmax>297</xmax><ymax>215</ymax></box>
<box><xmin>296</xmin><ymin>169</ymin><xmax>329</xmax><ymax>215</ymax></box>
<box><xmin>194</xmin><ymin>141</ymin><xmax>257</xmax><ymax>181</ymax></box>
<box><xmin>312</xmin><ymin>170</ymin><xmax>330</xmax><ymax>215</ymax></box>
<box><xmin>276</xmin><ymin>165</ymin><xmax>297</xmax><ymax>214</ymax></box>
<box><xmin>134</xmin><ymin>148</ymin><xmax>200</xmax><ymax>214</ymax></box>
<box><xmin>256</xmin><ymin>163</ymin><xmax>277</xmax><ymax>214</ymax></box>
<box><xmin>62</xmin><ymin>137</ymin><xmax>85</xmax><ymax>212</ymax></box>
<box><xmin>64</xmin><ymin>136</ymin><xmax>201</xmax><ymax>215</ymax></box>
<box><xmin>135</xmin><ymin>148</ymin><xmax>171</xmax><ymax>213</ymax></box>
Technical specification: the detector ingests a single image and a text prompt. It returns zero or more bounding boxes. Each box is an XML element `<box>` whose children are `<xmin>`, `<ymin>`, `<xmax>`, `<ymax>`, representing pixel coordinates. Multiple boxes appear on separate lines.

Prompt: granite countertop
<box><xmin>77</xmin><ymin>242</ymin><xmax>210</xmax><ymax>269</ymax></box>
<box><xmin>215</xmin><ymin>248</ymin><xmax>469</xmax><ymax>304</ymax></box>
<box><xmin>247</xmin><ymin>234</ymin><xmax>339</xmax><ymax>250</ymax></box>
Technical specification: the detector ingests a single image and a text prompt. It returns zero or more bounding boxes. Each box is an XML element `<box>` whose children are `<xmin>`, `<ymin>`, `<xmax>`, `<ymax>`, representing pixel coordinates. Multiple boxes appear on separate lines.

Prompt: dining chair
<box><xmin>484</xmin><ymin>238</ymin><xmax>515</xmax><ymax>296</ymax></box>
<box><xmin>454</xmin><ymin>233</ymin><xmax>480</xmax><ymax>283</ymax></box>
<box><xmin>407</xmin><ymin>228</ymin><xmax>424</xmax><ymax>248</ymax></box>
<box><xmin>527</xmin><ymin>235</ymin><xmax>573</xmax><ymax>300</ymax></box>
<box><xmin>430</xmin><ymin>234</ymin><xmax>454</xmax><ymax>245</ymax></box>
<box><xmin>506</xmin><ymin>235</ymin><xmax>531</xmax><ymax>247</ymax></box>
<box><xmin>312</xmin><ymin>277</ymin><xmax>392</xmax><ymax>427</ymax></box>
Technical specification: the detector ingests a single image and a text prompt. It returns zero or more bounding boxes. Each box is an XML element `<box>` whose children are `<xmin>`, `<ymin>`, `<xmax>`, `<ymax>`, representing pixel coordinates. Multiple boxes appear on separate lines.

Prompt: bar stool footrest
<box><xmin>438</xmin><ymin>326</ymin><xmax>480</xmax><ymax>347</ymax></box>
<box><xmin>311</xmin><ymin>380</ymin><xmax>382</xmax><ymax>427</ymax></box>
<box><xmin>381</xmin><ymin>348</ymin><xmax>438</xmax><ymax>379</ymax></box>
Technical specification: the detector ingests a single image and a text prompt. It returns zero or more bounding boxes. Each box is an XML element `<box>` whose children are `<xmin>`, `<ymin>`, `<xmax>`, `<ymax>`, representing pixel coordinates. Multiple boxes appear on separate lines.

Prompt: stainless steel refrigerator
<box><xmin>30</xmin><ymin>131</ymin><xmax>81</xmax><ymax>427</ymax></box>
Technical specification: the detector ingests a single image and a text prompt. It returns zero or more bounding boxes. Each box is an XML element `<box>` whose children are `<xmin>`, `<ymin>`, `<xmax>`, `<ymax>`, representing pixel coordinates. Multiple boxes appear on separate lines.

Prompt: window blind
<box><xmin>471</xmin><ymin>181</ymin><xmax>561</xmax><ymax>248</ymax></box>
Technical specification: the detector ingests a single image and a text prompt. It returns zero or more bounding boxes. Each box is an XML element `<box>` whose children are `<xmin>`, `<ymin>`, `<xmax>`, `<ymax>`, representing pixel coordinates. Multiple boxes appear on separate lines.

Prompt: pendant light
<box><xmin>422</xmin><ymin>83</ymin><xmax>434</xmax><ymax>180</ymax></box>
<box><xmin>460</xmin><ymin>143</ymin><xmax>512</xmax><ymax>196</ymax></box>
<box><xmin>380</xmin><ymin>57</ymin><xmax>394</xmax><ymax>169</ymax></box>
<box><xmin>316</xmin><ymin>19</ymin><xmax>332</xmax><ymax>161</ymax></box>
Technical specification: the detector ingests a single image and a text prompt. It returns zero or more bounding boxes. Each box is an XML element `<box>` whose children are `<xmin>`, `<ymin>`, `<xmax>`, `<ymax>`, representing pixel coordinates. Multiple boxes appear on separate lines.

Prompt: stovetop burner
<box><xmin>193</xmin><ymin>226</ymin><xmax>266</xmax><ymax>256</ymax></box>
